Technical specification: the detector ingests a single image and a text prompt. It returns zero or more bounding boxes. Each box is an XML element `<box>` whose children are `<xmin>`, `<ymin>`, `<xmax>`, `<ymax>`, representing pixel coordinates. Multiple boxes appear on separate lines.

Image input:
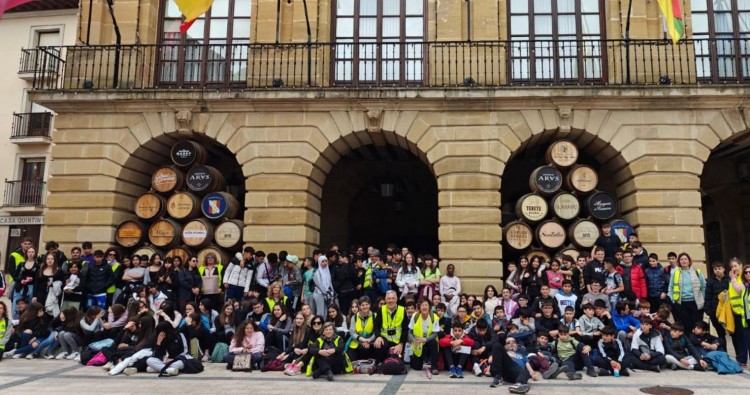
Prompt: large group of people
<box><xmin>1</xmin><ymin>221</ymin><xmax>750</xmax><ymax>394</ymax></box>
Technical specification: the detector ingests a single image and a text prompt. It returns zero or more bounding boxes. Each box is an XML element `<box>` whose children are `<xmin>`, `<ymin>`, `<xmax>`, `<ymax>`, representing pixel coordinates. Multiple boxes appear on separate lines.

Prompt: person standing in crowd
<box><xmin>280</xmin><ymin>255</ymin><xmax>303</xmax><ymax>310</ymax></box>
<box><xmin>312</xmin><ymin>255</ymin><xmax>333</xmax><ymax>318</ymax></box>
<box><xmin>594</xmin><ymin>223</ymin><xmax>622</xmax><ymax>260</ymax></box>
<box><xmin>440</xmin><ymin>264</ymin><xmax>461</xmax><ymax>318</ymax></box>
<box><xmin>619</xmin><ymin>249</ymin><xmax>647</xmax><ymax>303</ymax></box>
<box><xmin>704</xmin><ymin>261</ymin><xmax>729</xmax><ymax>341</ymax></box>
<box><xmin>198</xmin><ymin>253</ymin><xmax>223</xmax><ymax>309</ymax></box>
<box><xmin>223</xmin><ymin>248</ymin><xmax>255</xmax><ymax>303</ymax></box>
<box><xmin>254</xmin><ymin>251</ymin><xmax>273</xmax><ymax>299</ymax></box>
<box><xmin>419</xmin><ymin>254</ymin><xmax>441</xmax><ymax>302</ymax></box>
<box><xmin>645</xmin><ymin>253</ymin><xmax>668</xmax><ymax>313</ymax></box>
<box><xmin>178</xmin><ymin>257</ymin><xmax>202</xmax><ymax>311</ymax></box>
<box><xmin>668</xmin><ymin>253</ymin><xmax>706</xmax><ymax>331</ymax></box>
<box><xmin>333</xmin><ymin>252</ymin><xmax>356</xmax><ymax>318</ymax></box>
<box><xmin>585</xmin><ymin>248</ymin><xmax>607</xmax><ymax>293</ymax></box>
<box><xmin>83</xmin><ymin>250</ymin><xmax>113</xmax><ymax>310</ymax></box>
<box><xmin>61</xmin><ymin>246</ymin><xmax>84</xmax><ymax>275</ymax></box>
<box><xmin>7</xmin><ymin>238</ymin><xmax>33</xmax><ymax>293</ymax></box>
<box><xmin>12</xmin><ymin>246</ymin><xmax>38</xmax><ymax>316</ymax></box>
<box><xmin>728</xmin><ymin>259</ymin><xmax>749</xmax><ymax>367</ymax></box>
<box><xmin>396</xmin><ymin>252</ymin><xmax>420</xmax><ymax>300</ymax></box>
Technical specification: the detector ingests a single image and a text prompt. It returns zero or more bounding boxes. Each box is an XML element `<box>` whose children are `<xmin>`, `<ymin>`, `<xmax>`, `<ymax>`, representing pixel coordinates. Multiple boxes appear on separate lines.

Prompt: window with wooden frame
<box><xmin>692</xmin><ymin>0</ymin><xmax>750</xmax><ymax>81</ymax></box>
<box><xmin>333</xmin><ymin>0</ymin><xmax>425</xmax><ymax>85</ymax></box>
<box><xmin>508</xmin><ymin>0</ymin><xmax>605</xmax><ymax>83</ymax></box>
<box><xmin>159</xmin><ymin>0</ymin><xmax>251</xmax><ymax>87</ymax></box>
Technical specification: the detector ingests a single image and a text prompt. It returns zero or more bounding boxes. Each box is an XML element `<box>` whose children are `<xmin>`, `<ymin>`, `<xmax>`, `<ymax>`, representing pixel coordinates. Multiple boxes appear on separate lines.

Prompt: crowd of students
<box><xmin>1</xmin><ymin>223</ymin><xmax>750</xmax><ymax>394</ymax></box>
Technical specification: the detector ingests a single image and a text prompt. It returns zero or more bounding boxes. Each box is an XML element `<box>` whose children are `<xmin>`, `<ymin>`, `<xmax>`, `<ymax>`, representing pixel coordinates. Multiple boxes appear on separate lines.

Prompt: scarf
<box><xmin>314</xmin><ymin>257</ymin><xmax>332</xmax><ymax>294</ymax></box>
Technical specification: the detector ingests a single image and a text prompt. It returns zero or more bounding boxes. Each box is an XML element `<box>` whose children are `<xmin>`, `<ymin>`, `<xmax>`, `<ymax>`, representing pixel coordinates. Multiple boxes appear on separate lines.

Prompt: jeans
<box><xmin>32</xmin><ymin>332</ymin><xmax>57</xmax><ymax>356</ymax></box>
<box><xmin>490</xmin><ymin>340</ymin><xmax>531</xmax><ymax>384</ymax></box>
<box><xmin>59</xmin><ymin>331</ymin><xmax>82</xmax><ymax>354</ymax></box>
<box><xmin>225</xmin><ymin>285</ymin><xmax>244</xmax><ymax>302</ymax></box>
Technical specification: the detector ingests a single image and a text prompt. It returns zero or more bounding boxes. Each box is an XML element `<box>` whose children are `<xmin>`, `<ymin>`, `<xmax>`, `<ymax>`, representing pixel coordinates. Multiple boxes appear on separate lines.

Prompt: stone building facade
<box><xmin>19</xmin><ymin>0</ymin><xmax>750</xmax><ymax>293</ymax></box>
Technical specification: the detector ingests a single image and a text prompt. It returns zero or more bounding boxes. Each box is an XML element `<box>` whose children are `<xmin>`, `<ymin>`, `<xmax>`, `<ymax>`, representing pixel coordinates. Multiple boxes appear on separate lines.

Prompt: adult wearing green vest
<box><xmin>307</xmin><ymin>322</ymin><xmax>353</xmax><ymax>380</ymax></box>
<box><xmin>264</xmin><ymin>281</ymin><xmax>289</xmax><ymax>313</ymax></box>
<box><xmin>6</xmin><ymin>237</ymin><xmax>32</xmax><ymax>291</ymax></box>
<box><xmin>728</xmin><ymin>258</ymin><xmax>749</xmax><ymax>366</ymax></box>
<box><xmin>667</xmin><ymin>252</ymin><xmax>706</xmax><ymax>332</ymax></box>
<box><xmin>104</xmin><ymin>248</ymin><xmax>122</xmax><ymax>307</ymax></box>
<box><xmin>346</xmin><ymin>295</ymin><xmax>376</xmax><ymax>361</ymax></box>
<box><xmin>199</xmin><ymin>253</ymin><xmax>223</xmax><ymax>310</ymax></box>
<box><xmin>0</xmin><ymin>300</ymin><xmax>11</xmax><ymax>360</ymax></box>
<box><xmin>408</xmin><ymin>299</ymin><xmax>440</xmax><ymax>376</ymax></box>
<box><xmin>373</xmin><ymin>290</ymin><xmax>409</xmax><ymax>363</ymax></box>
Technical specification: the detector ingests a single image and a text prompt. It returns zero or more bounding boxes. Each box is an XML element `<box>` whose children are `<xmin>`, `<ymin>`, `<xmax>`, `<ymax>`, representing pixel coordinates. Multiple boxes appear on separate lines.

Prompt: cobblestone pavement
<box><xmin>0</xmin><ymin>360</ymin><xmax>749</xmax><ymax>395</ymax></box>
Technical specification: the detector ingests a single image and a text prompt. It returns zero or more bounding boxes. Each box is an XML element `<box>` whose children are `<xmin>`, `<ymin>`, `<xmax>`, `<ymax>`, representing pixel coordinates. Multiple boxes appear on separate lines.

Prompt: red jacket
<box><xmin>439</xmin><ymin>333</ymin><xmax>475</xmax><ymax>349</ymax></box>
<box><xmin>616</xmin><ymin>264</ymin><xmax>647</xmax><ymax>300</ymax></box>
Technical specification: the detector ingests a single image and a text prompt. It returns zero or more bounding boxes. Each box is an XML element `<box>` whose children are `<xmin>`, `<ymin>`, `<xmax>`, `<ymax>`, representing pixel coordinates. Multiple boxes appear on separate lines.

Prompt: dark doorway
<box><xmin>5</xmin><ymin>224</ymin><xmax>41</xmax><ymax>262</ymax></box>
<box><xmin>319</xmin><ymin>144</ymin><xmax>438</xmax><ymax>255</ymax></box>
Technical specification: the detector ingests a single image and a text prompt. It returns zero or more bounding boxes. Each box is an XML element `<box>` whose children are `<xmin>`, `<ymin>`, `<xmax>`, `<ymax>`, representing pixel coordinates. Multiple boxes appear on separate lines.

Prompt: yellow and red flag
<box><xmin>0</xmin><ymin>0</ymin><xmax>36</xmax><ymax>20</ymax></box>
<box><xmin>656</xmin><ymin>0</ymin><xmax>684</xmax><ymax>44</ymax></box>
<box><xmin>173</xmin><ymin>0</ymin><xmax>215</xmax><ymax>34</ymax></box>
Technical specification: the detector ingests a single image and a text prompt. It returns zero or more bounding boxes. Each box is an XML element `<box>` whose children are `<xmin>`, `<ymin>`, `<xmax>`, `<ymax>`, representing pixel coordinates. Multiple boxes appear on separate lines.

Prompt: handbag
<box><xmin>232</xmin><ymin>353</ymin><xmax>254</xmax><ymax>372</ymax></box>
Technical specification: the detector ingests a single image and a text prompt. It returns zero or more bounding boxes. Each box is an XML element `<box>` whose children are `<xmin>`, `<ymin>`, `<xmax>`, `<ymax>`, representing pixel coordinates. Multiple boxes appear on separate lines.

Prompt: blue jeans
<box><xmin>31</xmin><ymin>332</ymin><xmax>57</xmax><ymax>356</ymax></box>
<box><xmin>13</xmin><ymin>332</ymin><xmax>35</xmax><ymax>355</ymax></box>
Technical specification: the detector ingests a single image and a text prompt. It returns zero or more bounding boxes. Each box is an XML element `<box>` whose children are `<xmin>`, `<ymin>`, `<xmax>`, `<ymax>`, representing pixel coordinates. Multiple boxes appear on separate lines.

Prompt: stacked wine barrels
<box><xmin>114</xmin><ymin>140</ymin><xmax>243</xmax><ymax>266</ymax></box>
<box><xmin>503</xmin><ymin>139</ymin><xmax>619</xmax><ymax>260</ymax></box>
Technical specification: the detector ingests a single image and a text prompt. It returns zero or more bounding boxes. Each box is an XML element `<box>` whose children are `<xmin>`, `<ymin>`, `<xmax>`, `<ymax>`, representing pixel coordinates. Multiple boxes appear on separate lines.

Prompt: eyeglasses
<box><xmin>108</xmin><ymin>253</ymin><xmax>116</xmax><ymax>256</ymax></box>
<box><xmin>744</xmin><ymin>271</ymin><xmax>750</xmax><ymax>274</ymax></box>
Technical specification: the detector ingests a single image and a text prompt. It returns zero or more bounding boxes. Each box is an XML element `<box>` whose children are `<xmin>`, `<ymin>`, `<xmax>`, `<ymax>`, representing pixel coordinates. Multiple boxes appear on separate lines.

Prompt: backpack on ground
<box><xmin>210</xmin><ymin>342</ymin><xmax>229</xmax><ymax>363</ymax></box>
<box><xmin>352</xmin><ymin>358</ymin><xmax>376</xmax><ymax>374</ymax></box>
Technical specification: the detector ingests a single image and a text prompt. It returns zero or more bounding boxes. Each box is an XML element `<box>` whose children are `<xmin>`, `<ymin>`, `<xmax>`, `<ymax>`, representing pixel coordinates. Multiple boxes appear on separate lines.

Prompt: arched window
<box><xmin>692</xmin><ymin>0</ymin><xmax>750</xmax><ymax>81</ymax></box>
<box><xmin>159</xmin><ymin>0</ymin><xmax>251</xmax><ymax>87</ymax></box>
<box><xmin>508</xmin><ymin>0</ymin><xmax>606</xmax><ymax>84</ymax></box>
<box><xmin>333</xmin><ymin>0</ymin><xmax>426</xmax><ymax>86</ymax></box>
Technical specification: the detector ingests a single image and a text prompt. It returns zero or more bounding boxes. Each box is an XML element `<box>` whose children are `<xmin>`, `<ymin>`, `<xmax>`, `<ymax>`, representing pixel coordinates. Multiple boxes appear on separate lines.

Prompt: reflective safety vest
<box><xmin>363</xmin><ymin>267</ymin><xmax>373</xmax><ymax>289</ymax></box>
<box><xmin>671</xmin><ymin>267</ymin><xmax>702</xmax><ymax>302</ymax></box>
<box><xmin>106</xmin><ymin>263</ymin><xmax>121</xmax><ymax>294</ymax></box>
<box><xmin>306</xmin><ymin>335</ymin><xmax>353</xmax><ymax>376</ymax></box>
<box><xmin>349</xmin><ymin>313</ymin><xmax>374</xmax><ymax>349</ymax></box>
<box><xmin>728</xmin><ymin>277</ymin><xmax>745</xmax><ymax>315</ymax></box>
<box><xmin>743</xmin><ymin>286</ymin><xmax>750</xmax><ymax>328</ymax></box>
<box><xmin>198</xmin><ymin>264</ymin><xmax>224</xmax><ymax>290</ymax></box>
<box><xmin>0</xmin><ymin>319</ymin><xmax>7</xmax><ymax>351</ymax></box>
<box><xmin>380</xmin><ymin>305</ymin><xmax>405</xmax><ymax>343</ymax></box>
<box><xmin>265</xmin><ymin>296</ymin><xmax>288</xmax><ymax>312</ymax></box>
<box><xmin>411</xmin><ymin>313</ymin><xmax>438</xmax><ymax>357</ymax></box>
<box><xmin>7</xmin><ymin>250</ymin><xmax>24</xmax><ymax>283</ymax></box>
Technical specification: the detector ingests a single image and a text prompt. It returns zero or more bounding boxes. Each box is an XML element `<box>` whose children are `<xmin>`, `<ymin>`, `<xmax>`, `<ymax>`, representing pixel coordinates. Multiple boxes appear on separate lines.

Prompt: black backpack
<box><xmin>377</xmin><ymin>355</ymin><xmax>407</xmax><ymax>375</ymax></box>
<box><xmin>159</xmin><ymin>355</ymin><xmax>204</xmax><ymax>376</ymax></box>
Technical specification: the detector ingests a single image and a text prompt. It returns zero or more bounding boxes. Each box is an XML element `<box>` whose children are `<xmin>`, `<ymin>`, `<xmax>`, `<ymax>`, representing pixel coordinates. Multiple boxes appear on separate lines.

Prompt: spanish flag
<box><xmin>656</xmin><ymin>0</ymin><xmax>684</xmax><ymax>44</ymax></box>
<box><xmin>173</xmin><ymin>0</ymin><xmax>215</xmax><ymax>34</ymax></box>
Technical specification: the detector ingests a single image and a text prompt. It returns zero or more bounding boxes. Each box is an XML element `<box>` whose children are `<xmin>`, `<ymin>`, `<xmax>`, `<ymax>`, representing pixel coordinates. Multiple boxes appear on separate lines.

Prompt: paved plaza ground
<box><xmin>0</xmin><ymin>359</ymin><xmax>749</xmax><ymax>395</ymax></box>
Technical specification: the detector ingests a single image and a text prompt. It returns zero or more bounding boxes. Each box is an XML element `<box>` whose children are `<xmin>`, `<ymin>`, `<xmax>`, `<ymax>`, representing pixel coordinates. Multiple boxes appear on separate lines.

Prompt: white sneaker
<box><xmin>26</xmin><ymin>353</ymin><xmax>35</xmax><ymax>360</ymax></box>
<box><xmin>12</xmin><ymin>353</ymin><xmax>23</xmax><ymax>359</ymax></box>
<box><xmin>3</xmin><ymin>351</ymin><xmax>14</xmax><ymax>359</ymax></box>
<box><xmin>146</xmin><ymin>366</ymin><xmax>158</xmax><ymax>373</ymax></box>
<box><xmin>102</xmin><ymin>362</ymin><xmax>114</xmax><ymax>371</ymax></box>
<box><xmin>44</xmin><ymin>353</ymin><xmax>56</xmax><ymax>360</ymax></box>
<box><xmin>66</xmin><ymin>352</ymin><xmax>79</xmax><ymax>360</ymax></box>
<box><xmin>165</xmin><ymin>367</ymin><xmax>179</xmax><ymax>376</ymax></box>
<box><xmin>473</xmin><ymin>363</ymin><xmax>482</xmax><ymax>377</ymax></box>
<box><xmin>55</xmin><ymin>352</ymin><xmax>69</xmax><ymax>360</ymax></box>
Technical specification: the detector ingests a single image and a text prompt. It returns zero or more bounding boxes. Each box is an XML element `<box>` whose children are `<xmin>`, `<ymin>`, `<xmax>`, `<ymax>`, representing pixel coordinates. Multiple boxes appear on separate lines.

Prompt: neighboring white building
<box><xmin>0</xmin><ymin>1</ymin><xmax>78</xmax><ymax>269</ymax></box>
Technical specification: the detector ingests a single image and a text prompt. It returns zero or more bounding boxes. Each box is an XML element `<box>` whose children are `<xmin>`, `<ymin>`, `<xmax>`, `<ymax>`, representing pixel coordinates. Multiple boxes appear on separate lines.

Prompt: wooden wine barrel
<box><xmin>545</xmin><ymin>140</ymin><xmax>579</xmax><ymax>168</ymax></box>
<box><xmin>182</xmin><ymin>218</ymin><xmax>215</xmax><ymax>249</ymax></box>
<box><xmin>215</xmin><ymin>220</ymin><xmax>244</xmax><ymax>249</ymax></box>
<box><xmin>151</xmin><ymin>165</ymin><xmax>185</xmax><ymax>195</ymax></box>
<box><xmin>115</xmin><ymin>220</ymin><xmax>146</xmax><ymax>248</ymax></box>
<box><xmin>566</xmin><ymin>165</ymin><xmax>598</xmax><ymax>194</ymax></box>
<box><xmin>503</xmin><ymin>221</ymin><xmax>534</xmax><ymax>250</ymax></box>
<box><xmin>197</xmin><ymin>246</ymin><xmax>229</xmax><ymax>266</ymax></box>
<box><xmin>525</xmin><ymin>248</ymin><xmax>551</xmax><ymax>264</ymax></box>
<box><xmin>536</xmin><ymin>220</ymin><xmax>567</xmax><ymax>249</ymax></box>
<box><xmin>559</xmin><ymin>246</ymin><xmax>580</xmax><ymax>262</ymax></box>
<box><xmin>148</xmin><ymin>218</ymin><xmax>183</xmax><ymax>248</ymax></box>
<box><xmin>514</xmin><ymin>193</ymin><xmax>548</xmax><ymax>223</ymax></box>
<box><xmin>166</xmin><ymin>245</ymin><xmax>192</xmax><ymax>263</ymax></box>
<box><xmin>568</xmin><ymin>219</ymin><xmax>600</xmax><ymax>248</ymax></box>
<box><xmin>133</xmin><ymin>245</ymin><xmax>163</xmax><ymax>260</ymax></box>
<box><xmin>134</xmin><ymin>192</ymin><xmax>167</xmax><ymax>221</ymax></box>
<box><xmin>529</xmin><ymin>165</ymin><xmax>563</xmax><ymax>195</ymax></box>
<box><xmin>584</xmin><ymin>191</ymin><xmax>618</xmax><ymax>221</ymax></box>
<box><xmin>186</xmin><ymin>165</ymin><xmax>225</xmax><ymax>195</ymax></box>
<box><xmin>201</xmin><ymin>192</ymin><xmax>240</xmax><ymax>221</ymax></box>
<box><xmin>550</xmin><ymin>192</ymin><xmax>581</xmax><ymax>221</ymax></box>
<box><xmin>171</xmin><ymin>140</ymin><xmax>207</xmax><ymax>168</ymax></box>
<box><xmin>167</xmin><ymin>192</ymin><xmax>202</xmax><ymax>220</ymax></box>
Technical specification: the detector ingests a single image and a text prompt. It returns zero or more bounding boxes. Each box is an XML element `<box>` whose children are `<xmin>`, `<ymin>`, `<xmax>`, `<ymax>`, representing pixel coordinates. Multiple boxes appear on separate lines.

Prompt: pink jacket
<box><xmin>229</xmin><ymin>331</ymin><xmax>265</xmax><ymax>354</ymax></box>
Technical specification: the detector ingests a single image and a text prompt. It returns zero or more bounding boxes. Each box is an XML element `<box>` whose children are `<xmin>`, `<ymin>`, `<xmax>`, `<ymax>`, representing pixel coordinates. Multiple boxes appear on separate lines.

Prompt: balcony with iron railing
<box><xmin>18</xmin><ymin>47</ymin><xmax>63</xmax><ymax>81</ymax></box>
<box><xmin>26</xmin><ymin>38</ymin><xmax>750</xmax><ymax>91</ymax></box>
<box><xmin>3</xmin><ymin>180</ymin><xmax>46</xmax><ymax>213</ymax></box>
<box><xmin>11</xmin><ymin>112</ymin><xmax>53</xmax><ymax>144</ymax></box>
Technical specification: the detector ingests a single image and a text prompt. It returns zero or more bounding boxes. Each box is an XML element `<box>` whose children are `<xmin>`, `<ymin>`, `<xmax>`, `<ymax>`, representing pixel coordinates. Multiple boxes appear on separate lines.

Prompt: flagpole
<box><xmin>624</xmin><ymin>0</ymin><xmax>633</xmax><ymax>84</ymax></box>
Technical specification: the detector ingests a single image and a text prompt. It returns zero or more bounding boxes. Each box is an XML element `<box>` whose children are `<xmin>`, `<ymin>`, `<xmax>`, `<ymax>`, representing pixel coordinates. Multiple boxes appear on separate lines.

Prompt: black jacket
<box><xmin>84</xmin><ymin>262</ymin><xmax>114</xmax><ymax>295</ymax></box>
<box><xmin>334</xmin><ymin>263</ymin><xmax>357</xmax><ymax>293</ymax></box>
<box><xmin>704</xmin><ymin>276</ymin><xmax>730</xmax><ymax>313</ymax></box>
<box><xmin>153</xmin><ymin>332</ymin><xmax>188</xmax><ymax>360</ymax></box>
<box><xmin>178</xmin><ymin>269</ymin><xmax>203</xmax><ymax>302</ymax></box>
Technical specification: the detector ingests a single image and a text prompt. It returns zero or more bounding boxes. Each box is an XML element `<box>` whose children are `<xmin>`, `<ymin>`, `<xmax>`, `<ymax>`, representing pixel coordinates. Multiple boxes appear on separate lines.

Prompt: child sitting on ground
<box><xmin>492</xmin><ymin>306</ymin><xmax>509</xmax><ymax>334</ymax></box>
<box><xmin>527</xmin><ymin>331</ymin><xmax>567</xmax><ymax>380</ymax></box>
<box><xmin>594</xmin><ymin>300</ymin><xmax>612</xmax><ymax>326</ymax></box>
<box><xmin>535</xmin><ymin>303</ymin><xmax>560</xmax><ymax>339</ymax></box>
<box><xmin>663</xmin><ymin>322</ymin><xmax>707</xmax><ymax>371</ymax></box>
<box><xmin>629</xmin><ymin>316</ymin><xmax>665</xmax><ymax>372</ymax></box>
<box><xmin>595</xmin><ymin>325</ymin><xmax>631</xmax><ymax>376</ymax></box>
<box><xmin>578</xmin><ymin>303</ymin><xmax>604</xmax><ymax>348</ymax></box>
<box><xmin>559</xmin><ymin>307</ymin><xmax>581</xmax><ymax>337</ymax></box>
<box><xmin>551</xmin><ymin>325</ymin><xmax>596</xmax><ymax>380</ymax></box>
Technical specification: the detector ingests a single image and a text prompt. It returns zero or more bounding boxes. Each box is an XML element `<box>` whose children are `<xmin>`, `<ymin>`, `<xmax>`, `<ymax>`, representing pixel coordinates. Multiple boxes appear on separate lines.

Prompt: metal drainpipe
<box><xmin>105</xmin><ymin>0</ymin><xmax>121</xmax><ymax>88</ymax></box>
